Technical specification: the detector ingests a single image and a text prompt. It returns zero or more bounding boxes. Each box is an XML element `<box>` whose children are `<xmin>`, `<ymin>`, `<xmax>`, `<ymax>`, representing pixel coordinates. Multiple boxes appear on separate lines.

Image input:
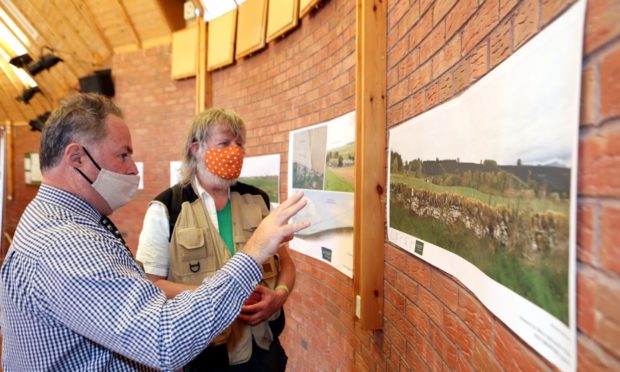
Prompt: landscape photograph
<box><xmin>387</xmin><ymin>15</ymin><xmax>580</xmax><ymax>327</ymax></box>
<box><xmin>239</xmin><ymin>154</ymin><xmax>280</xmax><ymax>205</ymax></box>
<box><xmin>291</xmin><ymin>125</ymin><xmax>327</xmax><ymax>190</ymax></box>
<box><xmin>324</xmin><ymin>112</ymin><xmax>355</xmax><ymax>192</ymax></box>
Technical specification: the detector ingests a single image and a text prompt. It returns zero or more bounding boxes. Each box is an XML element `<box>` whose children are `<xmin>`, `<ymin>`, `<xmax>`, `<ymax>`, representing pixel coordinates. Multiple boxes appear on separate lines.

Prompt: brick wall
<box><xmin>211</xmin><ymin>0</ymin><xmax>620</xmax><ymax>370</ymax></box>
<box><xmin>385</xmin><ymin>0</ymin><xmax>620</xmax><ymax>370</ymax></box>
<box><xmin>2</xmin><ymin>125</ymin><xmax>39</xmax><ymax>253</ymax></box>
<box><xmin>210</xmin><ymin>0</ymin><xmax>359</xmax><ymax>369</ymax></box>
<box><xmin>111</xmin><ymin>44</ymin><xmax>195</xmax><ymax>252</ymax></box>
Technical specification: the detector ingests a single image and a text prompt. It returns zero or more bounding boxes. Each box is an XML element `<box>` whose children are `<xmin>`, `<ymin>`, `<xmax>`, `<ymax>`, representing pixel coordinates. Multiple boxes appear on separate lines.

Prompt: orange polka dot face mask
<box><xmin>204</xmin><ymin>145</ymin><xmax>245</xmax><ymax>180</ymax></box>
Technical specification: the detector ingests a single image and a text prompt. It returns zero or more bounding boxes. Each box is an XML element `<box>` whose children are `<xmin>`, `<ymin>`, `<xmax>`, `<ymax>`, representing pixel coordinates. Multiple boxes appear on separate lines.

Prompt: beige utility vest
<box><xmin>166</xmin><ymin>190</ymin><xmax>280</xmax><ymax>365</ymax></box>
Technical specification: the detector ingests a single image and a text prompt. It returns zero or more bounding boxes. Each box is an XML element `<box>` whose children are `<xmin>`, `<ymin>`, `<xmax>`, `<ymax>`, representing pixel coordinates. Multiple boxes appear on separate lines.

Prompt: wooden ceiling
<box><xmin>0</xmin><ymin>0</ymin><xmax>187</xmax><ymax>124</ymax></box>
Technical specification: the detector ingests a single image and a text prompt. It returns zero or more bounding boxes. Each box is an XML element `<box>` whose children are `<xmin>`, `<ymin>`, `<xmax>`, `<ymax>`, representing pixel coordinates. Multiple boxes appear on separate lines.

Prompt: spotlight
<box><xmin>28</xmin><ymin>111</ymin><xmax>51</xmax><ymax>132</ymax></box>
<box><xmin>16</xmin><ymin>86</ymin><xmax>41</xmax><ymax>104</ymax></box>
<box><xmin>9</xmin><ymin>53</ymin><xmax>33</xmax><ymax>68</ymax></box>
<box><xmin>26</xmin><ymin>54</ymin><xmax>63</xmax><ymax>76</ymax></box>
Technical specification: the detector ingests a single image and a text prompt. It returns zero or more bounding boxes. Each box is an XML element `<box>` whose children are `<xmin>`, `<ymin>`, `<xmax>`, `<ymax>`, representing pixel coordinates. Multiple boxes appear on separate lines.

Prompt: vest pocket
<box><xmin>175</xmin><ymin>227</ymin><xmax>207</xmax><ymax>261</ymax></box>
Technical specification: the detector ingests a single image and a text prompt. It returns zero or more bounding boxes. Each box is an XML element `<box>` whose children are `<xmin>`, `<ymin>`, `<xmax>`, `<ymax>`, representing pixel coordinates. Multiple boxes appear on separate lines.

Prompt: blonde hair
<box><xmin>179</xmin><ymin>108</ymin><xmax>246</xmax><ymax>185</ymax></box>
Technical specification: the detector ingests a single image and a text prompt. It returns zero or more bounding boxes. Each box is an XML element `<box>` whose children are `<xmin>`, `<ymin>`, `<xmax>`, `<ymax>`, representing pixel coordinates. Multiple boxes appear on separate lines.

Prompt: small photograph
<box><xmin>324</xmin><ymin>113</ymin><xmax>355</xmax><ymax>192</ymax></box>
<box><xmin>239</xmin><ymin>154</ymin><xmax>280</xmax><ymax>205</ymax></box>
<box><xmin>291</xmin><ymin>126</ymin><xmax>327</xmax><ymax>190</ymax></box>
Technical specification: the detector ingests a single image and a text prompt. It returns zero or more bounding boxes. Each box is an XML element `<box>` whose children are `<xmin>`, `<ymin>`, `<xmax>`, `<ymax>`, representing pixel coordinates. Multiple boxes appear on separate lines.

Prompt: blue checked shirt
<box><xmin>0</xmin><ymin>185</ymin><xmax>262</xmax><ymax>371</ymax></box>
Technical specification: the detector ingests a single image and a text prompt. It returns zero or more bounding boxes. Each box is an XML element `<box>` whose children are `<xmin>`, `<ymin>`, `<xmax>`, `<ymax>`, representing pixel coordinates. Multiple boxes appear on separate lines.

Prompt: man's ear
<box><xmin>189</xmin><ymin>141</ymin><xmax>200</xmax><ymax>158</ymax></box>
<box><xmin>65</xmin><ymin>143</ymin><xmax>84</xmax><ymax>167</ymax></box>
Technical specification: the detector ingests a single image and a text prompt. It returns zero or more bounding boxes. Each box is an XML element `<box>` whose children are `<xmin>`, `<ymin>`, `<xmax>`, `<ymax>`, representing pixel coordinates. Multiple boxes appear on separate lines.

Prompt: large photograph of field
<box><xmin>387</xmin><ymin>3</ymin><xmax>584</xmax><ymax>370</ymax></box>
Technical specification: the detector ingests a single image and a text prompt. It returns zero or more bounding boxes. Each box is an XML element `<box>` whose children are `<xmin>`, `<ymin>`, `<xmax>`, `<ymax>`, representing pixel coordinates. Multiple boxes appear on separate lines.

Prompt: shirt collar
<box><xmin>192</xmin><ymin>175</ymin><xmax>230</xmax><ymax>200</ymax></box>
<box><xmin>38</xmin><ymin>184</ymin><xmax>103</xmax><ymax>222</ymax></box>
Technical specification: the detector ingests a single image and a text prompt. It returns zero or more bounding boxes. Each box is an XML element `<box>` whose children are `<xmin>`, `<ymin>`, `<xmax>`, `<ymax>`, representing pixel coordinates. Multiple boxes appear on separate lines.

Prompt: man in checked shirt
<box><xmin>0</xmin><ymin>93</ymin><xmax>309</xmax><ymax>371</ymax></box>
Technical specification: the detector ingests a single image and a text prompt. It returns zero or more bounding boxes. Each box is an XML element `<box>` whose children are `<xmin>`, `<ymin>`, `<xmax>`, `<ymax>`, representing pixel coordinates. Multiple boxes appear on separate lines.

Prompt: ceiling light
<box><xmin>26</xmin><ymin>54</ymin><xmax>62</xmax><ymax>76</ymax></box>
<box><xmin>16</xmin><ymin>86</ymin><xmax>40</xmax><ymax>104</ymax></box>
<box><xmin>28</xmin><ymin>111</ymin><xmax>50</xmax><ymax>132</ymax></box>
<box><xmin>8</xmin><ymin>53</ymin><xmax>31</xmax><ymax>68</ymax></box>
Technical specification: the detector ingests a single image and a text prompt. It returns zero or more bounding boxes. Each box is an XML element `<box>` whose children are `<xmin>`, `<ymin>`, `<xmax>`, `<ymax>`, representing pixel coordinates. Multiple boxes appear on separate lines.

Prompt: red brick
<box><xmin>388</xmin><ymin>0</ymin><xmax>410</xmax><ymax>31</ymax></box>
<box><xmin>578</xmin><ymin>271</ymin><xmax>596</xmax><ymax>336</ymax></box>
<box><xmin>409</xmin><ymin>9</ymin><xmax>434</xmax><ymax>49</ymax></box>
<box><xmin>398</xmin><ymin>49</ymin><xmax>420</xmax><ymax>80</ymax></box>
<box><xmin>429</xmin><ymin>321</ymin><xmax>459</xmax><ymax>369</ymax></box>
<box><xmin>471</xmin><ymin>342</ymin><xmax>502</xmax><ymax>371</ymax></box>
<box><xmin>494</xmin><ymin>323</ymin><xmax>548</xmax><ymax>371</ymax></box>
<box><xmin>425</xmin><ymin>79</ymin><xmax>440</xmax><ymax>108</ymax></box>
<box><xmin>596</xmin><ymin>315</ymin><xmax>620</xmax><ymax>359</ymax></box>
<box><xmin>431</xmin><ymin>270</ymin><xmax>459</xmax><ymax>311</ymax></box>
<box><xmin>453</xmin><ymin>58</ymin><xmax>472</xmax><ymax>94</ymax></box>
<box><xmin>577</xmin><ymin>203</ymin><xmax>596</xmax><ymax>265</ymax></box>
<box><xmin>432</xmin><ymin>33</ymin><xmax>462</xmax><ymax>77</ymax></box>
<box><xmin>541</xmin><ymin>0</ymin><xmax>573</xmax><ymax>25</ymax></box>
<box><xmin>514</xmin><ymin>0</ymin><xmax>540</xmax><ymax>48</ymax></box>
<box><xmin>579</xmin><ymin>128</ymin><xmax>620</xmax><ymax>197</ymax></box>
<box><xmin>600</xmin><ymin>47</ymin><xmax>620</xmax><ymax>120</ymax></box>
<box><xmin>470</xmin><ymin>40</ymin><xmax>489</xmax><ymax>80</ymax></box>
<box><xmin>444</xmin><ymin>311</ymin><xmax>474</xmax><ymax>357</ymax></box>
<box><xmin>385</xmin><ymin>281</ymin><xmax>407</xmax><ymax>313</ymax></box>
<box><xmin>408</xmin><ymin>60</ymin><xmax>433</xmax><ymax>93</ymax></box>
<box><xmin>405</xmin><ymin>302</ymin><xmax>431</xmax><ymax>338</ymax></box>
<box><xmin>437</xmin><ymin>73</ymin><xmax>454</xmax><ymax>104</ymax></box>
<box><xmin>580</xmin><ymin>63</ymin><xmax>597</xmax><ymax>126</ymax></box>
<box><xmin>420</xmin><ymin>20</ymin><xmax>446</xmax><ymax>63</ymax></box>
<box><xmin>584</xmin><ymin>0</ymin><xmax>620</xmax><ymax>54</ymax></box>
<box><xmin>578</xmin><ymin>336</ymin><xmax>620</xmax><ymax>371</ymax></box>
<box><xmin>398</xmin><ymin>5</ymin><xmax>421</xmax><ymax>40</ymax></box>
<box><xmin>446</xmin><ymin>0</ymin><xmax>478</xmax><ymax>39</ymax></box>
<box><xmin>458</xmin><ymin>290</ymin><xmax>494</xmax><ymax>345</ymax></box>
<box><xmin>402</xmin><ymin>90</ymin><xmax>426</xmax><ymax>118</ymax></box>
<box><xmin>500</xmin><ymin>0</ymin><xmax>519</xmax><ymax>18</ymax></box>
<box><xmin>433</xmin><ymin>0</ymin><xmax>457</xmax><ymax>26</ymax></box>
<box><xmin>489</xmin><ymin>18</ymin><xmax>512</xmax><ymax>68</ymax></box>
<box><xmin>386</xmin><ymin>244</ymin><xmax>409</xmax><ymax>272</ymax></box>
<box><xmin>462</xmin><ymin>0</ymin><xmax>500</xmax><ymax>53</ymax></box>
<box><xmin>418</xmin><ymin>286</ymin><xmax>444</xmax><ymax>326</ymax></box>
<box><xmin>404</xmin><ymin>253</ymin><xmax>432</xmax><ymax>287</ymax></box>
<box><xmin>601</xmin><ymin>205</ymin><xmax>620</xmax><ymax>275</ymax></box>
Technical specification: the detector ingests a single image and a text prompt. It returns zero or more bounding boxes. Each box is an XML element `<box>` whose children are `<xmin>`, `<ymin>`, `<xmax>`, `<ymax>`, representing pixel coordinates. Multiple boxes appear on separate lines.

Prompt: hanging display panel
<box><xmin>387</xmin><ymin>2</ymin><xmax>585</xmax><ymax>370</ymax></box>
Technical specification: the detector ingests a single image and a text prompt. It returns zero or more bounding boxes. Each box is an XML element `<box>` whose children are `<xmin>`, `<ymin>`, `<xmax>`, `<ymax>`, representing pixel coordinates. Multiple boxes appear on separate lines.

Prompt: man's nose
<box><xmin>128</xmin><ymin>160</ymin><xmax>139</xmax><ymax>175</ymax></box>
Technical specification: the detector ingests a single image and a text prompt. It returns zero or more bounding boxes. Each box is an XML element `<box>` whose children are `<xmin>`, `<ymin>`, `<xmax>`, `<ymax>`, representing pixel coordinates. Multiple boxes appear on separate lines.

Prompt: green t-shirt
<box><xmin>216</xmin><ymin>199</ymin><xmax>235</xmax><ymax>256</ymax></box>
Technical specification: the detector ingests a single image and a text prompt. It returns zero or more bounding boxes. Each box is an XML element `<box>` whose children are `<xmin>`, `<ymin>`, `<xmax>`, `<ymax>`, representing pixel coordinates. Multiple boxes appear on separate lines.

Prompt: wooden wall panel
<box><xmin>266</xmin><ymin>0</ymin><xmax>298</xmax><ymax>43</ymax></box>
<box><xmin>235</xmin><ymin>0</ymin><xmax>268</xmax><ymax>59</ymax></box>
<box><xmin>207</xmin><ymin>10</ymin><xmax>237</xmax><ymax>71</ymax></box>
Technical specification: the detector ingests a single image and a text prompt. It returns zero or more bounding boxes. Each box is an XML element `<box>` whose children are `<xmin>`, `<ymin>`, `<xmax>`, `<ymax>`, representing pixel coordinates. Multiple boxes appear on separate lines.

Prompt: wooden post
<box><xmin>5</xmin><ymin>121</ymin><xmax>13</xmax><ymax>201</ymax></box>
<box><xmin>196</xmin><ymin>18</ymin><xmax>212</xmax><ymax>114</ymax></box>
<box><xmin>353</xmin><ymin>0</ymin><xmax>387</xmax><ymax>331</ymax></box>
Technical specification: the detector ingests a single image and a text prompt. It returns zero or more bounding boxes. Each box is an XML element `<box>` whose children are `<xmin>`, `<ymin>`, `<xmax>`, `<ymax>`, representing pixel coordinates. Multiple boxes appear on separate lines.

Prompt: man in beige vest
<box><xmin>137</xmin><ymin>108</ymin><xmax>295</xmax><ymax>371</ymax></box>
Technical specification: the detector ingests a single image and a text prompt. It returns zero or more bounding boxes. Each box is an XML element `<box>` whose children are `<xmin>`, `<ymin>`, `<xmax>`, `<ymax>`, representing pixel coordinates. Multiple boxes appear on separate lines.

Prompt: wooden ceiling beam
<box><xmin>49</xmin><ymin>0</ymin><xmax>107</xmax><ymax>66</ymax></box>
<box><xmin>16</xmin><ymin>2</ymin><xmax>92</xmax><ymax>77</ymax></box>
<box><xmin>67</xmin><ymin>0</ymin><xmax>114</xmax><ymax>55</ymax></box>
<box><xmin>114</xmin><ymin>0</ymin><xmax>142</xmax><ymax>49</ymax></box>
<box><xmin>154</xmin><ymin>0</ymin><xmax>185</xmax><ymax>32</ymax></box>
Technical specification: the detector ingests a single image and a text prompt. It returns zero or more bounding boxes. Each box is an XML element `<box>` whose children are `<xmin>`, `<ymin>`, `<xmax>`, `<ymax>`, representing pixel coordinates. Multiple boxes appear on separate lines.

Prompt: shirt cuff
<box><xmin>213</xmin><ymin>252</ymin><xmax>262</xmax><ymax>293</ymax></box>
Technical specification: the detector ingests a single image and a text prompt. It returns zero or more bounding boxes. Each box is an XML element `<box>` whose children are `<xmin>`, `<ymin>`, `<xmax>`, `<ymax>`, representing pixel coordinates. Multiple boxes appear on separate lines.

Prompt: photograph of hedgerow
<box><xmin>389</xmin><ymin>76</ymin><xmax>577</xmax><ymax>325</ymax></box>
<box><xmin>291</xmin><ymin>126</ymin><xmax>327</xmax><ymax>190</ymax></box>
<box><xmin>390</xmin><ymin>153</ymin><xmax>571</xmax><ymax>324</ymax></box>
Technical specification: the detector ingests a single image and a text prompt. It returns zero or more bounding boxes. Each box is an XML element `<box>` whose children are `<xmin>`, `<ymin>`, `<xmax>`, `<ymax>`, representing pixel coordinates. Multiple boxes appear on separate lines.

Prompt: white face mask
<box><xmin>75</xmin><ymin>147</ymin><xmax>140</xmax><ymax>211</ymax></box>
